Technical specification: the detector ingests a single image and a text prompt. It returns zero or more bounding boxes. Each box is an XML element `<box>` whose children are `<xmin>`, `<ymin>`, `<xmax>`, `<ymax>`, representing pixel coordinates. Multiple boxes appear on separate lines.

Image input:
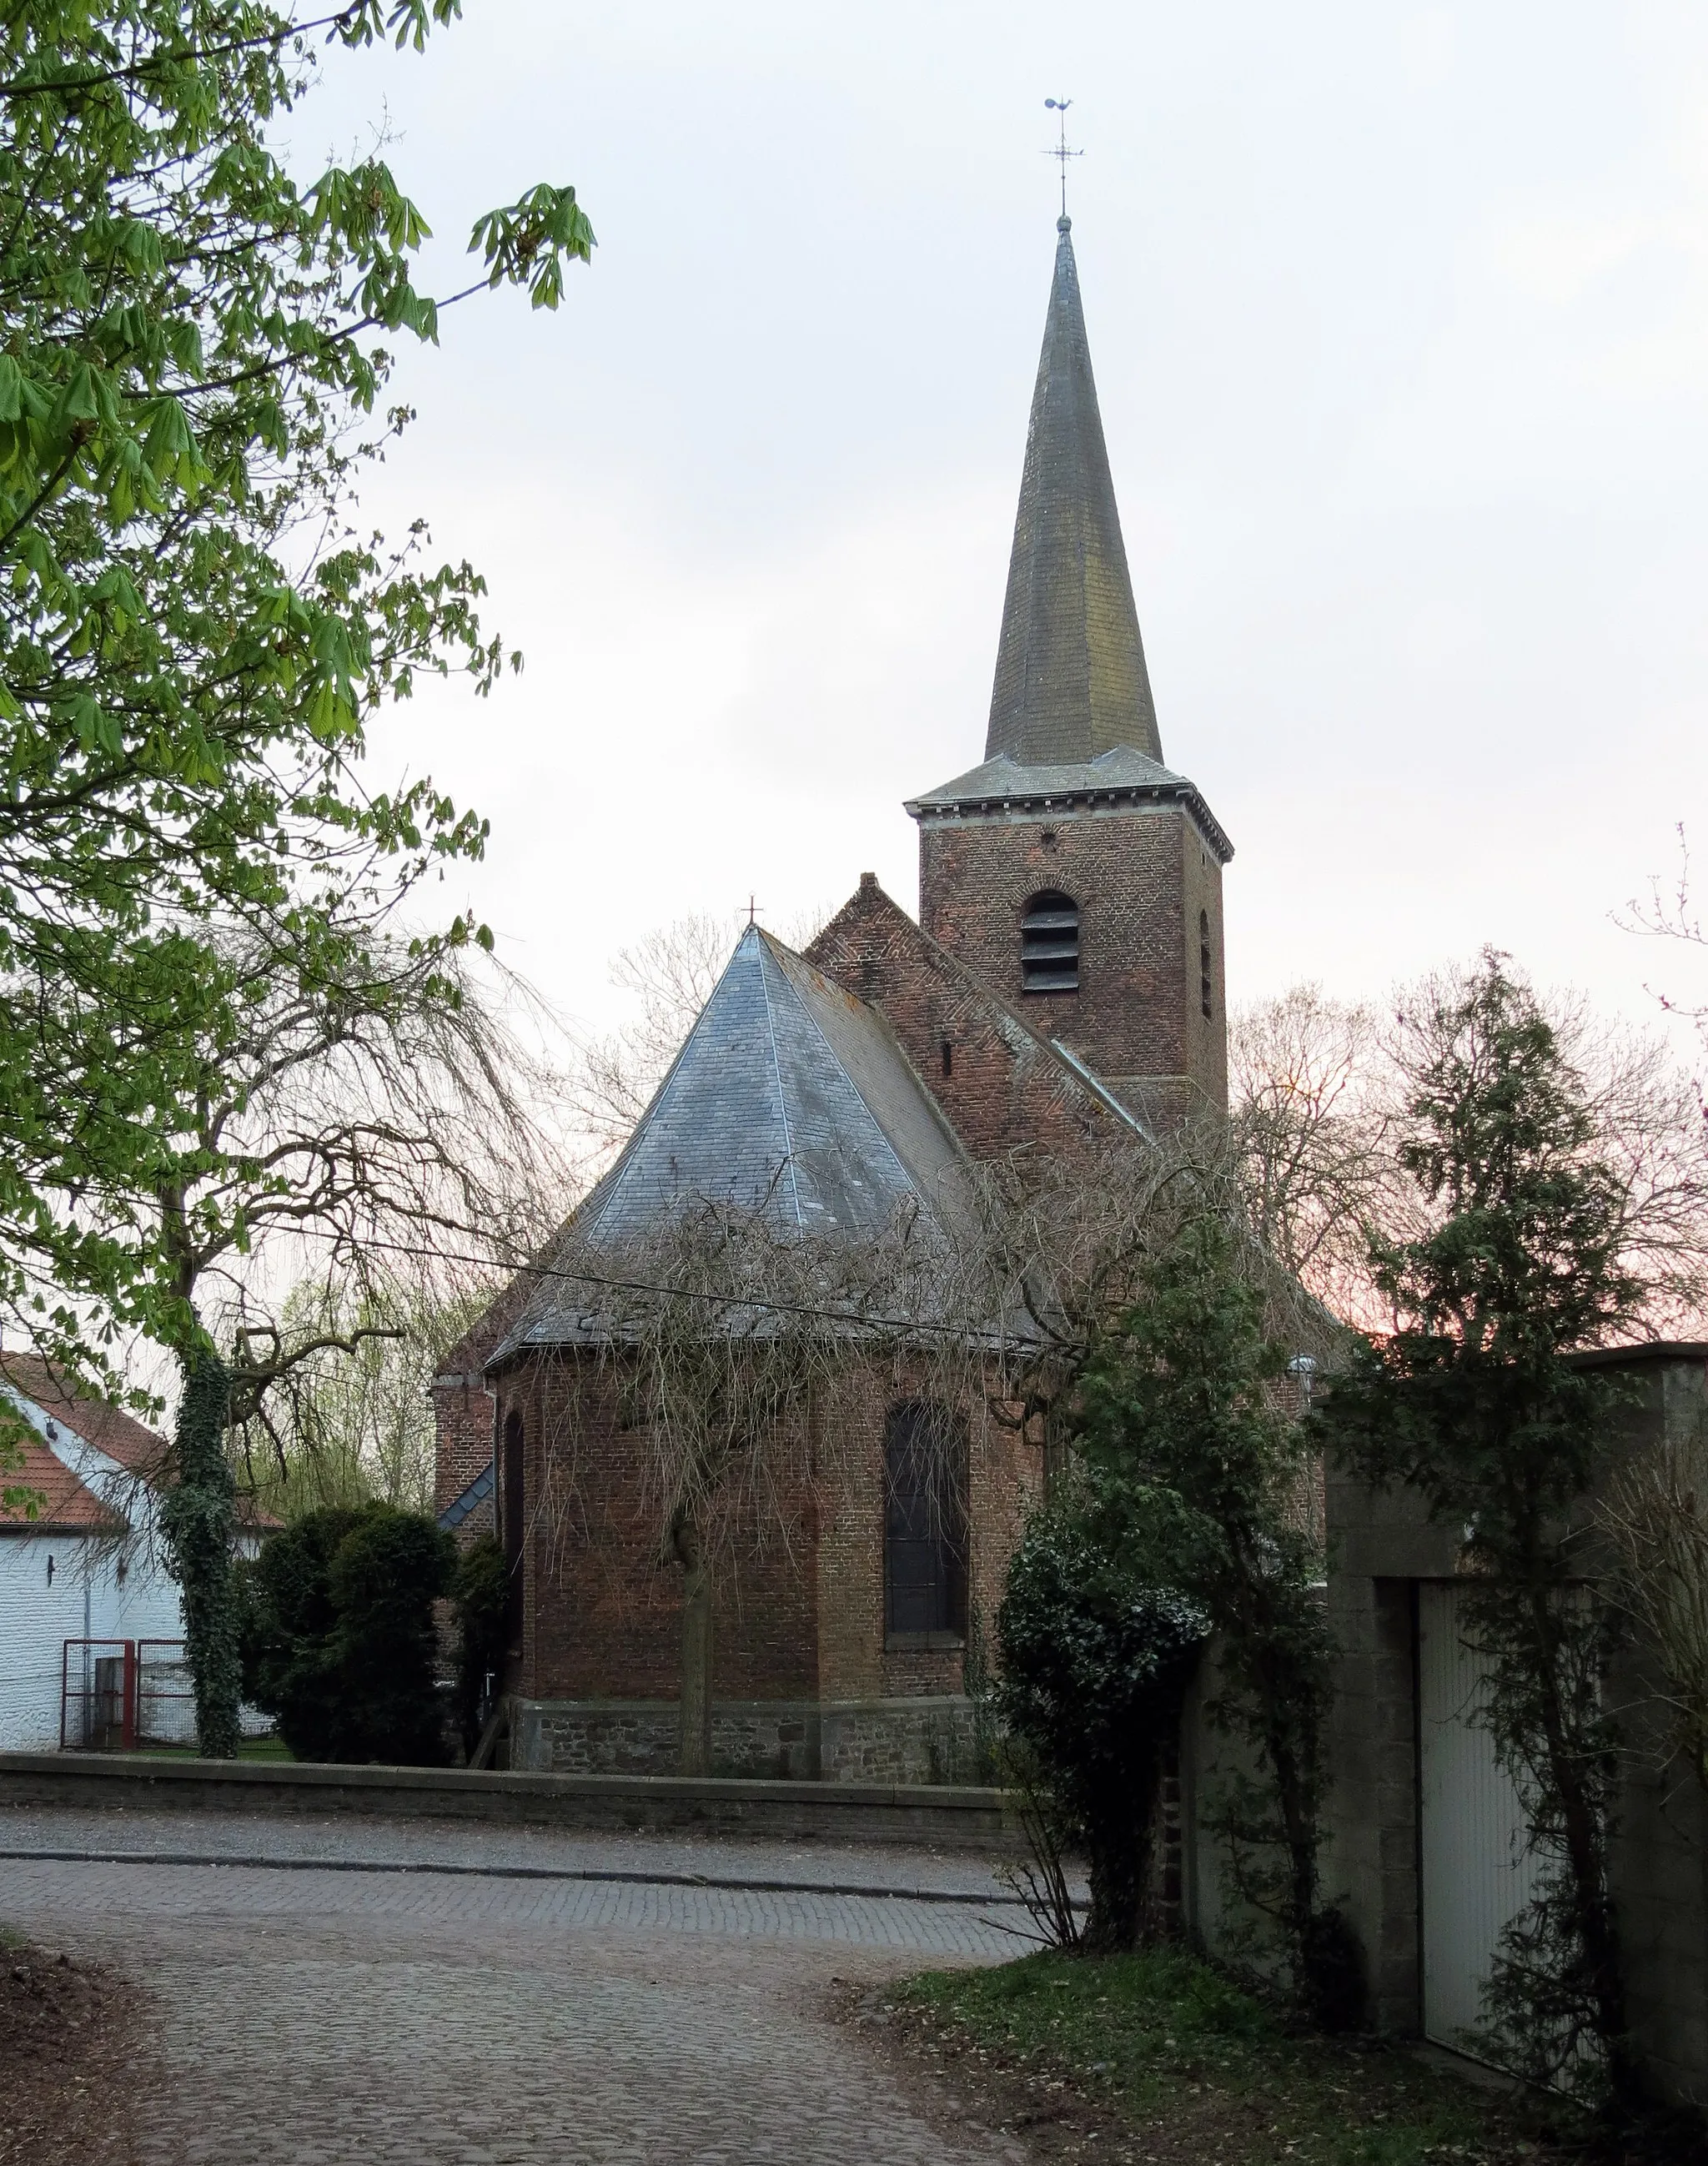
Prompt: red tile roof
<box><xmin>0</xmin><ymin>1430</ymin><xmax>125</xmax><ymax>1531</ymax></box>
<box><xmin>0</xmin><ymin>1354</ymin><xmax>164</xmax><ymax>1534</ymax></box>
<box><xmin>0</xmin><ymin>1354</ymin><xmax>168</xmax><ymax>1477</ymax></box>
<box><xmin>1</xmin><ymin>1354</ymin><xmax>282</xmax><ymax>1536</ymax></box>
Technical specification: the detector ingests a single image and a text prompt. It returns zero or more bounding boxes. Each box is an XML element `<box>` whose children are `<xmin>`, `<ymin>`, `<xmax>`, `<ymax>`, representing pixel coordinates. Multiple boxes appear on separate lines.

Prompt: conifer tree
<box><xmin>1317</xmin><ymin>955</ymin><xmax>1643</xmax><ymax>2099</ymax></box>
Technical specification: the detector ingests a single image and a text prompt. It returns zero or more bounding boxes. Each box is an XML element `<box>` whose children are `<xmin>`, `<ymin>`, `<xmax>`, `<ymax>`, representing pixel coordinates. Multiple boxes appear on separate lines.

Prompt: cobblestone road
<box><xmin>2</xmin><ymin>1809</ymin><xmax>1028</xmax><ymax>2165</ymax></box>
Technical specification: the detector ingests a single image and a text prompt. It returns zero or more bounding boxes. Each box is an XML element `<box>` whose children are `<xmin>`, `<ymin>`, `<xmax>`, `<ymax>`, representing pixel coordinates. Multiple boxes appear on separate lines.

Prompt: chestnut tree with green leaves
<box><xmin>0</xmin><ymin>2</ymin><xmax>592</xmax><ymax>1746</ymax></box>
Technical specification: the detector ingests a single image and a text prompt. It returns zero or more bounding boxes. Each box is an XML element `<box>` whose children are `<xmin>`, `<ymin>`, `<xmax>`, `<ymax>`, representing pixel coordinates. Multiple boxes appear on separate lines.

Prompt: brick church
<box><xmin>433</xmin><ymin>214</ymin><xmax>1233</xmax><ymax>1781</ymax></box>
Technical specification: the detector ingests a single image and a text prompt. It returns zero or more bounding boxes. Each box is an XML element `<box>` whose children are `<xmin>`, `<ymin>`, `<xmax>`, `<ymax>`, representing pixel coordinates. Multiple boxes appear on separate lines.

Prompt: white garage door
<box><xmin>1418</xmin><ymin>1581</ymin><xmax>1540</xmax><ymax>2051</ymax></box>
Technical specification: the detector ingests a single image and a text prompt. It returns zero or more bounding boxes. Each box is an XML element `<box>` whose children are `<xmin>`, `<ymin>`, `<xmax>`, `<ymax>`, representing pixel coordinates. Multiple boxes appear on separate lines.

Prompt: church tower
<box><xmin>907</xmin><ymin>216</ymin><xmax>1232</xmax><ymax>1122</ymax></box>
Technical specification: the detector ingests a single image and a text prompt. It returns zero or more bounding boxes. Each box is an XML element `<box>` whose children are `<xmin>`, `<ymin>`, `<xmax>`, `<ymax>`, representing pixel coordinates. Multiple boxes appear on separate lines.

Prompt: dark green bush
<box><xmin>327</xmin><ymin>1509</ymin><xmax>455</xmax><ymax>1766</ymax></box>
<box><xmin>451</xmin><ymin>1533</ymin><xmax>508</xmax><ymax>1759</ymax></box>
<box><xmin>997</xmin><ymin>1510</ymin><xmax>1207</xmax><ymax>1952</ymax></box>
<box><xmin>239</xmin><ymin>1506</ymin><xmax>374</xmax><ymax>1763</ymax></box>
<box><xmin>241</xmin><ymin>1505</ymin><xmax>453</xmax><ymax>1765</ymax></box>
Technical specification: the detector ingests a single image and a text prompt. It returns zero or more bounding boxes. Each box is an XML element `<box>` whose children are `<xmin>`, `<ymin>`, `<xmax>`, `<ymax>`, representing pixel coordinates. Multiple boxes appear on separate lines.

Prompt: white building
<box><xmin>0</xmin><ymin>1354</ymin><xmax>259</xmax><ymax>1751</ymax></box>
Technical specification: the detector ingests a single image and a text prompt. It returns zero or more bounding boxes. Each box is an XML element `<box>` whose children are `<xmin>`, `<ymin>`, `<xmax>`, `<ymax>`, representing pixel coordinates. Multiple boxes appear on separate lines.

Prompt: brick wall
<box><xmin>432</xmin><ymin>1377</ymin><xmax>495</xmax><ymax>1520</ymax></box>
<box><xmin>432</xmin><ymin>1261</ymin><xmax>553</xmax><ymax>1517</ymax></box>
<box><xmin>494</xmin><ymin>1345</ymin><xmax>1042</xmax><ymax>1746</ymax></box>
<box><xmin>497</xmin><ymin>1355</ymin><xmax>821</xmax><ymax>1706</ymax></box>
<box><xmin>805</xmin><ymin>876</ymin><xmax>1134</xmax><ymax>1160</ymax></box>
<box><xmin>913</xmin><ymin>802</ymin><xmax>1227</xmax><ymax>1115</ymax></box>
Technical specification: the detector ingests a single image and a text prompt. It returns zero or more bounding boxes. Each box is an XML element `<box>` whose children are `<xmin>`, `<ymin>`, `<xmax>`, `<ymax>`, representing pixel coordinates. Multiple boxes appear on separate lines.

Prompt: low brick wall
<box><xmin>514</xmin><ymin>1695</ymin><xmax>983</xmax><ymax>1786</ymax></box>
<box><xmin>0</xmin><ymin>1751</ymin><xmax>1016</xmax><ymax>1850</ymax></box>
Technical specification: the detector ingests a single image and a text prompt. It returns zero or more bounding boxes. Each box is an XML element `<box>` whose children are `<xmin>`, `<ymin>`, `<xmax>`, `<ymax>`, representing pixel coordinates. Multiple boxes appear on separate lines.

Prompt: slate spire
<box><xmin>985</xmin><ymin>218</ymin><xmax>1162</xmax><ymax>766</ymax></box>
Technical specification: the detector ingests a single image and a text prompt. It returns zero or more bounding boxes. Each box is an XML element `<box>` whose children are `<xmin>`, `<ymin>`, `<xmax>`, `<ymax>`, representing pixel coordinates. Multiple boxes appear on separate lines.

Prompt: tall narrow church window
<box><xmin>1199</xmin><ymin>910</ymin><xmax>1213</xmax><ymax>1020</ymax></box>
<box><xmin>1021</xmin><ymin>891</ymin><xmax>1079</xmax><ymax>993</ymax></box>
<box><xmin>884</xmin><ymin>1401</ymin><xmax>967</xmax><ymax>1640</ymax></box>
<box><xmin>501</xmin><ymin>1407</ymin><xmax>525</xmax><ymax>1652</ymax></box>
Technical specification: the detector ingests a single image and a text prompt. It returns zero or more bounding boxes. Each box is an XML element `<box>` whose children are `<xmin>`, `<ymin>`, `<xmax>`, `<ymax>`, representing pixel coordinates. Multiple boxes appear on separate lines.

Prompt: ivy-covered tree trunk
<box><xmin>672</xmin><ymin>1509</ymin><xmax>714</xmax><ymax>1777</ymax></box>
<box><xmin>1536</xmin><ymin>1654</ymin><xmax>1633</xmax><ymax>2098</ymax></box>
<box><xmin>159</xmin><ymin>1347</ymin><xmax>242</xmax><ymax>1760</ymax></box>
<box><xmin>1481</xmin><ymin>1575</ymin><xmax>1638</xmax><ymax>2105</ymax></box>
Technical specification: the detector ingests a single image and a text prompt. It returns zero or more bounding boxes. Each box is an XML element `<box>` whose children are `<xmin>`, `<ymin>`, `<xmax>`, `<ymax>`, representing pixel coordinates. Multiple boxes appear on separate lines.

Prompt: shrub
<box><xmin>327</xmin><ymin>1509</ymin><xmax>455</xmax><ymax>1766</ymax></box>
<box><xmin>239</xmin><ymin>1506</ymin><xmax>374</xmax><ymax>1763</ymax></box>
<box><xmin>997</xmin><ymin>1510</ymin><xmax>1207</xmax><ymax>1952</ymax></box>
<box><xmin>241</xmin><ymin>1505</ymin><xmax>453</xmax><ymax>1765</ymax></box>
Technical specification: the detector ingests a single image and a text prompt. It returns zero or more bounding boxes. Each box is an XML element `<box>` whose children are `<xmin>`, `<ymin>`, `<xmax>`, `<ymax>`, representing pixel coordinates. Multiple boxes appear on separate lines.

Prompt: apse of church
<box><xmin>432</xmin><ymin>214</ymin><xmax>1235</xmax><ymax>1782</ymax></box>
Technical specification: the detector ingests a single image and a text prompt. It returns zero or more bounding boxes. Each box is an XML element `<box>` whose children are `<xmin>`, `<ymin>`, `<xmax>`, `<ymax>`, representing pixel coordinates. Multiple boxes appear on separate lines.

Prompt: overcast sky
<box><xmin>298</xmin><ymin>3</ymin><xmax>1708</xmax><ymax>1047</ymax></box>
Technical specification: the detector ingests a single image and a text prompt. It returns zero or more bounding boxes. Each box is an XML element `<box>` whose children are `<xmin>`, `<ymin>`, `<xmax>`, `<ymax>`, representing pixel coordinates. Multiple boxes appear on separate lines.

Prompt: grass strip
<box><xmin>890</xmin><ymin>1948</ymin><xmax>1585</xmax><ymax>2165</ymax></box>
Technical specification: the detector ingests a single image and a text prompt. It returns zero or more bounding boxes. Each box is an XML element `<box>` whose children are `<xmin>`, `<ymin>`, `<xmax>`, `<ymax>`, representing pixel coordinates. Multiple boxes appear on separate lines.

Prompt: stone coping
<box><xmin>0</xmin><ymin>1751</ymin><xmax>1017</xmax><ymax>1849</ymax></box>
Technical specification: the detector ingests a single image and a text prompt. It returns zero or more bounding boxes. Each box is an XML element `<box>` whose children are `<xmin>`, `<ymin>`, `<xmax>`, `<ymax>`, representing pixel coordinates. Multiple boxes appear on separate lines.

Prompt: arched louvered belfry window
<box><xmin>884</xmin><ymin>1401</ymin><xmax>968</xmax><ymax>1641</ymax></box>
<box><xmin>1021</xmin><ymin>890</ymin><xmax>1079</xmax><ymax>993</ymax></box>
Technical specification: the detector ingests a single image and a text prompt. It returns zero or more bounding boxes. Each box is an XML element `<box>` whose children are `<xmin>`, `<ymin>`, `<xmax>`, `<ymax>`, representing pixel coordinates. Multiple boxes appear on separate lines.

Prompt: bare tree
<box><xmin>565</xmin><ymin>909</ymin><xmax>833</xmax><ymax>1165</ymax></box>
<box><xmin>1599</xmin><ymin>1425</ymin><xmax>1708</xmax><ymax>1798</ymax></box>
<box><xmin>1232</xmin><ymin>971</ymin><xmax>1708</xmax><ymax>1340</ymax></box>
<box><xmin>566</xmin><ymin>914</ymin><xmax>737</xmax><ymax>1162</ymax></box>
<box><xmin>1228</xmin><ymin>987</ymin><xmax>1406</xmax><ymax>1326</ymax></box>
<box><xmin>228</xmin><ymin>1269</ymin><xmax>495</xmax><ymax>1518</ymax></box>
<box><xmin>91</xmin><ymin>915</ymin><xmax>580</xmax><ymax>1754</ymax></box>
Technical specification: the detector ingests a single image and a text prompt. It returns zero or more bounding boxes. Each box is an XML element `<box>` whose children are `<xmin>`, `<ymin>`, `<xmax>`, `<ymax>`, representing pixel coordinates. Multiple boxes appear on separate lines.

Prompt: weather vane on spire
<box><xmin>1043</xmin><ymin>97</ymin><xmax>1083</xmax><ymax>220</ymax></box>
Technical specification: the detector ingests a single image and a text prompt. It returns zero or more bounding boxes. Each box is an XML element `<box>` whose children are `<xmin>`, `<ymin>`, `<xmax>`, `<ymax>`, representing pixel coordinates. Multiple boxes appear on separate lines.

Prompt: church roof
<box><xmin>985</xmin><ymin>216</ymin><xmax>1161</xmax><ymax>770</ymax></box>
<box><xmin>488</xmin><ymin>927</ymin><xmax>973</xmax><ymax>1360</ymax></box>
<box><xmin>907</xmin><ymin>744</ymin><xmax>1233</xmax><ymax>864</ymax></box>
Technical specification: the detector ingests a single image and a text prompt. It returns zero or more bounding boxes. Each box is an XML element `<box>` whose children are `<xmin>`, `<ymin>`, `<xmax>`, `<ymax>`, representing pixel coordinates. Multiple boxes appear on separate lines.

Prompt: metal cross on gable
<box><xmin>1044</xmin><ymin>97</ymin><xmax>1083</xmax><ymax>219</ymax></box>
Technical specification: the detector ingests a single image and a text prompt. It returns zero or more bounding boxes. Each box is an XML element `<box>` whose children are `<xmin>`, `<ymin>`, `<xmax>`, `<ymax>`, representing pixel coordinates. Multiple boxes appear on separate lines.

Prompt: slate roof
<box><xmin>437</xmin><ymin>1460</ymin><xmax>494</xmax><ymax>1534</ymax></box>
<box><xmin>908</xmin><ymin>745</ymin><xmax>1234</xmax><ymax>865</ymax></box>
<box><xmin>984</xmin><ymin>217</ymin><xmax>1161</xmax><ymax>770</ymax></box>
<box><xmin>489</xmin><ymin>928</ymin><xmax>973</xmax><ymax>1361</ymax></box>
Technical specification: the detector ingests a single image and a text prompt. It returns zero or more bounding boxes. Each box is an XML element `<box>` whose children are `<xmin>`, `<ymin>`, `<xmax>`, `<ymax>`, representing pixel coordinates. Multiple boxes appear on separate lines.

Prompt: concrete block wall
<box><xmin>1323</xmin><ymin>1353</ymin><xmax>1708</xmax><ymax>2099</ymax></box>
<box><xmin>1607</xmin><ymin>1642</ymin><xmax>1708</xmax><ymax>2103</ymax></box>
<box><xmin>1320</xmin><ymin>1575</ymin><xmax>1424</xmax><ymax>2032</ymax></box>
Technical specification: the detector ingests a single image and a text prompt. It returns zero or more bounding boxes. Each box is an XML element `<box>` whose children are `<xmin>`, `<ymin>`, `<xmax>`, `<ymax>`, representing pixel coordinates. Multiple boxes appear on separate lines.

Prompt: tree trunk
<box><xmin>1530</xmin><ymin>1592</ymin><xmax>1639</xmax><ymax>2106</ymax></box>
<box><xmin>1082</xmin><ymin>1791</ymin><xmax>1148</xmax><ymax>1953</ymax></box>
<box><xmin>672</xmin><ymin>1510</ymin><xmax>713</xmax><ymax>1777</ymax></box>
<box><xmin>158</xmin><ymin>1346</ymin><xmax>242</xmax><ymax>1760</ymax></box>
<box><xmin>1082</xmin><ymin>1728</ymin><xmax>1169</xmax><ymax>1954</ymax></box>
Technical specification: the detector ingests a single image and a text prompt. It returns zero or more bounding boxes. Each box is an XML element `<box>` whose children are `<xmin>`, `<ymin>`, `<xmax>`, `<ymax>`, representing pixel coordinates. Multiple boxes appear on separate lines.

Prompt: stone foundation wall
<box><xmin>513</xmin><ymin>1695</ymin><xmax>984</xmax><ymax>1787</ymax></box>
